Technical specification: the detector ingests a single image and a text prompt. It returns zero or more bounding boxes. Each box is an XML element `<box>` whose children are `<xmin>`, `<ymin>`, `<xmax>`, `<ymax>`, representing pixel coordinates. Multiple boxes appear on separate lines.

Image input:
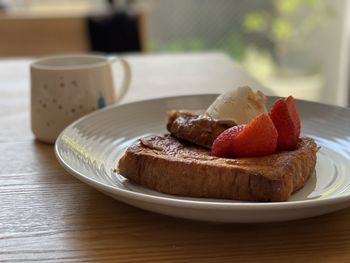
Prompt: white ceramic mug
<box><xmin>31</xmin><ymin>54</ymin><xmax>131</xmax><ymax>144</ymax></box>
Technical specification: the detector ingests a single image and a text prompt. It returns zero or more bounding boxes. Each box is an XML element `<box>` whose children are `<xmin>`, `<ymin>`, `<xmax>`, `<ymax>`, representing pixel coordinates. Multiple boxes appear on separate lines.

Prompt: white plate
<box><xmin>55</xmin><ymin>95</ymin><xmax>350</xmax><ymax>223</ymax></box>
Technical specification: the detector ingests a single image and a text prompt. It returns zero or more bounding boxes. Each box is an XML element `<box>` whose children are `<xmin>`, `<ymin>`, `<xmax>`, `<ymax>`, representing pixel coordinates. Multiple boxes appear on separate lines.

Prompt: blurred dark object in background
<box><xmin>0</xmin><ymin>0</ymin><xmax>145</xmax><ymax>57</ymax></box>
<box><xmin>87</xmin><ymin>10</ymin><xmax>141</xmax><ymax>54</ymax></box>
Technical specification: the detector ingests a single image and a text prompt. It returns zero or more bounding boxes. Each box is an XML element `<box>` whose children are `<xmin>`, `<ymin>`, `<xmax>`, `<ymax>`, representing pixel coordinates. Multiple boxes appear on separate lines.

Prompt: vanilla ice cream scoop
<box><xmin>206</xmin><ymin>86</ymin><xmax>267</xmax><ymax>124</ymax></box>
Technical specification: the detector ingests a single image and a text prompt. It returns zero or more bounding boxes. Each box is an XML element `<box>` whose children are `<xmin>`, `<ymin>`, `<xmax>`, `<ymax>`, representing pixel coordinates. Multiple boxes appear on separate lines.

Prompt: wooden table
<box><xmin>1</xmin><ymin>53</ymin><xmax>349</xmax><ymax>262</ymax></box>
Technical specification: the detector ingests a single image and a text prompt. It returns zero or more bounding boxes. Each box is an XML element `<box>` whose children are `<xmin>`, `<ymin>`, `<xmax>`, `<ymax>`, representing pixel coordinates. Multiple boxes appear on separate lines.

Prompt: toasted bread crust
<box><xmin>117</xmin><ymin>135</ymin><xmax>318</xmax><ymax>202</ymax></box>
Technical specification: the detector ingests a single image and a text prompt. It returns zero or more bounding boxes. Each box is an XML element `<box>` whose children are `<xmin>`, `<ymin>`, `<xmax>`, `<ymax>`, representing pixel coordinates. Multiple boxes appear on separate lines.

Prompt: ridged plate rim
<box><xmin>55</xmin><ymin>94</ymin><xmax>350</xmax><ymax>219</ymax></box>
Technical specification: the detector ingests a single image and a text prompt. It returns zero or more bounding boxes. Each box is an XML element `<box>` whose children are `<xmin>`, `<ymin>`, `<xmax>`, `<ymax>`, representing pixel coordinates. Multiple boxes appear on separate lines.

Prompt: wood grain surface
<box><xmin>1</xmin><ymin>53</ymin><xmax>350</xmax><ymax>262</ymax></box>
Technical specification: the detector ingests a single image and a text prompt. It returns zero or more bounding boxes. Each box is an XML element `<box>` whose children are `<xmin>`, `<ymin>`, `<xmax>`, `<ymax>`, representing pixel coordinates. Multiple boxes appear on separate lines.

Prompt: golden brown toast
<box><xmin>117</xmin><ymin>135</ymin><xmax>318</xmax><ymax>202</ymax></box>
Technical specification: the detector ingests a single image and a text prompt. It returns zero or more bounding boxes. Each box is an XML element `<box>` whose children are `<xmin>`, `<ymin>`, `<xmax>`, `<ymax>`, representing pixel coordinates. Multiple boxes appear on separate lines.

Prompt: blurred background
<box><xmin>0</xmin><ymin>0</ymin><xmax>349</xmax><ymax>106</ymax></box>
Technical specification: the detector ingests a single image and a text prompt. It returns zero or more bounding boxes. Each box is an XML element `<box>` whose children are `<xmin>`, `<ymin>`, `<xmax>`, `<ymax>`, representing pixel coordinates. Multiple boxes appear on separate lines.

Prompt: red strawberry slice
<box><xmin>231</xmin><ymin>113</ymin><xmax>278</xmax><ymax>157</ymax></box>
<box><xmin>286</xmin><ymin>96</ymin><xmax>301</xmax><ymax>136</ymax></box>
<box><xmin>211</xmin><ymin>114</ymin><xmax>278</xmax><ymax>158</ymax></box>
<box><xmin>269</xmin><ymin>96</ymin><xmax>301</xmax><ymax>150</ymax></box>
<box><xmin>211</xmin><ymin>125</ymin><xmax>244</xmax><ymax>157</ymax></box>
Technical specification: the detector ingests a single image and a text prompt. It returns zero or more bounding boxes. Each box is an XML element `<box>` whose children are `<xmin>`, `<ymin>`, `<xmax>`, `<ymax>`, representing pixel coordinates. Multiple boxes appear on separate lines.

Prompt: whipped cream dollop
<box><xmin>206</xmin><ymin>86</ymin><xmax>267</xmax><ymax>125</ymax></box>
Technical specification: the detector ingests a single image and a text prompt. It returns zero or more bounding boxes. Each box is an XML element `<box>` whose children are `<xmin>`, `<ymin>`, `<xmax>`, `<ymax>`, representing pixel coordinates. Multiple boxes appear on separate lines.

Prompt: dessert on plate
<box><xmin>117</xmin><ymin>86</ymin><xmax>319</xmax><ymax>202</ymax></box>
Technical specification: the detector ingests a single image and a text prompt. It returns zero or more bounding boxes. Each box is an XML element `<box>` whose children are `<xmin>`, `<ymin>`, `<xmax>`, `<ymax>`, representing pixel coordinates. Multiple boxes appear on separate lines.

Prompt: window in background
<box><xmin>146</xmin><ymin>0</ymin><xmax>349</xmax><ymax>106</ymax></box>
<box><xmin>0</xmin><ymin>0</ymin><xmax>348</xmax><ymax>106</ymax></box>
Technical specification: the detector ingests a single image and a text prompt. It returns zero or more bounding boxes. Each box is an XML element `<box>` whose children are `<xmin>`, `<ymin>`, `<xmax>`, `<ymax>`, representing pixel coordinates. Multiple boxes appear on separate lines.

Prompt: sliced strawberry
<box><xmin>269</xmin><ymin>96</ymin><xmax>301</xmax><ymax>150</ymax></box>
<box><xmin>211</xmin><ymin>114</ymin><xmax>278</xmax><ymax>158</ymax></box>
<box><xmin>286</xmin><ymin>96</ymin><xmax>301</xmax><ymax>136</ymax></box>
<box><xmin>231</xmin><ymin>113</ymin><xmax>278</xmax><ymax>157</ymax></box>
<box><xmin>211</xmin><ymin>125</ymin><xmax>244</xmax><ymax>158</ymax></box>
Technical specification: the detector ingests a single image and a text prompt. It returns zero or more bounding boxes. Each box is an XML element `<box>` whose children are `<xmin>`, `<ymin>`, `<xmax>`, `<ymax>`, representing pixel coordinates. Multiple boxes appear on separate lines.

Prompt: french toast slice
<box><xmin>117</xmin><ymin>134</ymin><xmax>318</xmax><ymax>202</ymax></box>
<box><xmin>166</xmin><ymin>110</ymin><xmax>235</xmax><ymax>149</ymax></box>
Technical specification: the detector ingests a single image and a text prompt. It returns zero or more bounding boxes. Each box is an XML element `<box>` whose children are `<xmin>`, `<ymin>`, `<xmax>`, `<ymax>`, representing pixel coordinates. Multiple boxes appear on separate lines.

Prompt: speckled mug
<box><xmin>31</xmin><ymin>54</ymin><xmax>131</xmax><ymax>143</ymax></box>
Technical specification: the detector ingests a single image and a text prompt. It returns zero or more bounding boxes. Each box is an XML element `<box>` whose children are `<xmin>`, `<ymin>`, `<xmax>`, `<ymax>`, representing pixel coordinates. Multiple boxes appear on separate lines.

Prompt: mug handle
<box><xmin>109</xmin><ymin>57</ymin><xmax>131</xmax><ymax>103</ymax></box>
